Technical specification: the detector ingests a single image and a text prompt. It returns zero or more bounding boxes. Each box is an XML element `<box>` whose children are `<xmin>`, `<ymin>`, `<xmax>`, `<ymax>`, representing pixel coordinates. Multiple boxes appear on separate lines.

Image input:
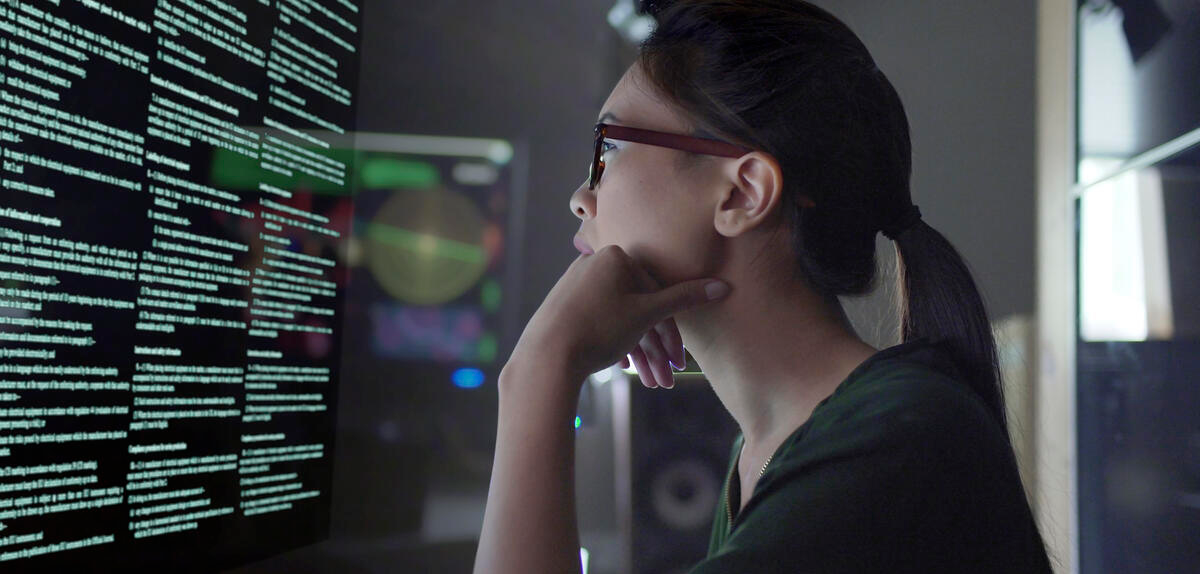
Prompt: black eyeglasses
<box><xmin>588</xmin><ymin>123</ymin><xmax>817</xmax><ymax>208</ymax></box>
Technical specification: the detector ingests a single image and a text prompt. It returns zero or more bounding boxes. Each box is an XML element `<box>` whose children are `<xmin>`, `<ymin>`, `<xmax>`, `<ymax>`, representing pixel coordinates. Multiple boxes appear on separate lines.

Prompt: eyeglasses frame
<box><xmin>588</xmin><ymin>123</ymin><xmax>816</xmax><ymax>208</ymax></box>
<box><xmin>589</xmin><ymin>123</ymin><xmax>751</xmax><ymax>190</ymax></box>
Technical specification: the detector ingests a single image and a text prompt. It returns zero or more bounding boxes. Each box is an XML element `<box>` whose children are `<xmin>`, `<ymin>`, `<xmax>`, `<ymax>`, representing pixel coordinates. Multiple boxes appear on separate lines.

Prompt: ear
<box><xmin>712</xmin><ymin>151</ymin><xmax>784</xmax><ymax>238</ymax></box>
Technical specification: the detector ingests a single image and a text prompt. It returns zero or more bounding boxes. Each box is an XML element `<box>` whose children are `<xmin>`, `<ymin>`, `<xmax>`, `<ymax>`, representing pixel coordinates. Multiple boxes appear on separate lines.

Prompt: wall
<box><xmin>814</xmin><ymin>0</ymin><xmax>1038</xmax><ymax>346</ymax></box>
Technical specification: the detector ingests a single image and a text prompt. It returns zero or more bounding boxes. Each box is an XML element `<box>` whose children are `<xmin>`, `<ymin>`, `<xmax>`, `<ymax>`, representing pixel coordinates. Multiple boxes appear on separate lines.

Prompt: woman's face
<box><xmin>569</xmin><ymin>63</ymin><xmax>727</xmax><ymax>286</ymax></box>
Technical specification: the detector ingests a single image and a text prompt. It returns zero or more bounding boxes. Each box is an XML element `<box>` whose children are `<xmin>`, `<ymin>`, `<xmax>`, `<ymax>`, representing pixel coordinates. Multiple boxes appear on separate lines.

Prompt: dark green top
<box><xmin>691</xmin><ymin>337</ymin><xmax>1054</xmax><ymax>573</ymax></box>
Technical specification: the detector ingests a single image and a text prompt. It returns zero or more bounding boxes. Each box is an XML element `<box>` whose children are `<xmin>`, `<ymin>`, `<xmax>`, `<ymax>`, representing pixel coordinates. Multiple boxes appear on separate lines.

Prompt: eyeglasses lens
<box><xmin>589</xmin><ymin>126</ymin><xmax>605</xmax><ymax>190</ymax></box>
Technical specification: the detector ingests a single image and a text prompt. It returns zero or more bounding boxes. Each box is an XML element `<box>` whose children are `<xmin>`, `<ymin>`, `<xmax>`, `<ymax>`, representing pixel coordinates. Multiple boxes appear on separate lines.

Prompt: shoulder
<box><xmin>704</xmin><ymin>360</ymin><xmax>1041</xmax><ymax>572</ymax></box>
<box><xmin>796</xmin><ymin>356</ymin><xmax>1008</xmax><ymax>460</ymax></box>
<box><xmin>745</xmin><ymin>355</ymin><xmax>1025</xmax><ymax>540</ymax></box>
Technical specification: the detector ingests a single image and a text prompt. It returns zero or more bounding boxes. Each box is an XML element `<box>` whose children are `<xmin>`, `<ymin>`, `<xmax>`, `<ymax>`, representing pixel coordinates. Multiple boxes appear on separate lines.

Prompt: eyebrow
<box><xmin>597</xmin><ymin>111</ymin><xmax>619</xmax><ymax>124</ymax></box>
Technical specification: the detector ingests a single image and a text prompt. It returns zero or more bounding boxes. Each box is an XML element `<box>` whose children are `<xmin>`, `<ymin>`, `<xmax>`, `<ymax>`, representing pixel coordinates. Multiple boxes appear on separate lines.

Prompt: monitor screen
<box><xmin>341</xmin><ymin>134</ymin><xmax>515</xmax><ymax>368</ymax></box>
<box><xmin>0</xmin><ymin>1</ymin><xmax>362</xmax><ymax>571</ymax></box>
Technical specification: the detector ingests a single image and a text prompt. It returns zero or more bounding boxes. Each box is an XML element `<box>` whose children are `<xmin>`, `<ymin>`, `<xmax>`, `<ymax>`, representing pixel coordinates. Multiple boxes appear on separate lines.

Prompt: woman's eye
<box><xmin>601</xmin><ymin>141</ymin><xmax>617</xmax><ymax>155</ymax></box>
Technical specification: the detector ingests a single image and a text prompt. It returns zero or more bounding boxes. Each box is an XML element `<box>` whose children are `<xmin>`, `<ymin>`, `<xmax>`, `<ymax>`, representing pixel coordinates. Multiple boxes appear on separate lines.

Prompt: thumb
<box><xmin>640</xmin><ymin>279</ymin><xmax>730</xmax><ymax>323</ymax></box>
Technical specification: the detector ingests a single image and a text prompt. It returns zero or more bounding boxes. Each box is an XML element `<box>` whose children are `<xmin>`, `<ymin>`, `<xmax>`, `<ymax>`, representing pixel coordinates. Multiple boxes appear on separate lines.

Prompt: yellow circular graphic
<box><xmin>364</xmin><ymin>188</ymin><xmax>489</xmax><ymax>305</ymax></box>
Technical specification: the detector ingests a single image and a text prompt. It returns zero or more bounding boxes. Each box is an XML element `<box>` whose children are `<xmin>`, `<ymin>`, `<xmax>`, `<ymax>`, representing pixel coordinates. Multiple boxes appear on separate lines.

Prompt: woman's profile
<box><xmin>474</xmin><ymin>1</ymin><xmax>1056</xmax><ymax>572</ymax></box>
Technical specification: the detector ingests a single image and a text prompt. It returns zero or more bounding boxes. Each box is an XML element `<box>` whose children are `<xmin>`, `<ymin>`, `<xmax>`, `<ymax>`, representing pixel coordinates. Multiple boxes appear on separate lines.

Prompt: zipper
<box><xmin>725</xmin><ymin>442</ymin><xmax>741</xmax><ymax>531</ymax></box>
<box><xmin>725</xmin><ymin>479</ymin><xmax>734</xmax><ymax>530</ymax></box>
<box><xmin>725</xmin><ymin>443</ymin><xmax>775</xmax><ymax>532</ymax></box>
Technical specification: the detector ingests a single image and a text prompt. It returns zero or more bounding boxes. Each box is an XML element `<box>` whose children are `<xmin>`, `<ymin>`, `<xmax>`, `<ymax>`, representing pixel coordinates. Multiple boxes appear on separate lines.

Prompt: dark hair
<box><xmin>637</xmin><ymin>5</ymin><xmax>1057</xmax><ymax>566</ymax></box>
<box><xmin>637</xmin><ymin>0</ymin><xmax>1010</xmax><ymax>438</ymax></box>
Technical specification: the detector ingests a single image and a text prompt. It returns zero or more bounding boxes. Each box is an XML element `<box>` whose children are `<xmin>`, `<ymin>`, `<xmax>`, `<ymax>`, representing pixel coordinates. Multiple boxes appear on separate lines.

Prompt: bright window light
<box><xmin>1079</xmin><ymin>158</ymin><xmax>1174</xmax><ymax>341</ymax></box>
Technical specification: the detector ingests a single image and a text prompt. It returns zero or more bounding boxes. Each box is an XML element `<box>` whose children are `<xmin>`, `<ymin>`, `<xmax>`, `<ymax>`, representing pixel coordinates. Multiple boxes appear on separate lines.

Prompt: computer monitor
<box><xmin>0</xmin><ymin>1</ymin><xmax>362</xmax><ymax>570</ymax></box>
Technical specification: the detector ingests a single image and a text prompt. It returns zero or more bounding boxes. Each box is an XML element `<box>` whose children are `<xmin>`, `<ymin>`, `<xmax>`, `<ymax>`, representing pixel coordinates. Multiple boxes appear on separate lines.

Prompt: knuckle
<box><xmin>654</xmin><ymin>322</ymin><xmax>677</xmax><ymax>342</ymax></box>
<box><xmin>599</xmin><ymin>244</ymin><xmax>627</xmax><ymax>260</ymax></box>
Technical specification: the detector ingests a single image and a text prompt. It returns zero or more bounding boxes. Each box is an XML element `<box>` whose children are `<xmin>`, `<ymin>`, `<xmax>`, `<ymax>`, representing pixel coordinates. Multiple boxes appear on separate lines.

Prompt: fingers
<box><xmin>653</xmin><ymin>317</ymin><xmax>686</xmax><ymax>369</ymax></box>
<box><xmin>623</xmin><ymin>251</ymin><xmax>662</xmax><ymax>292</ymax></box>
<box><xmin>619</xmin><ymin>355</ymin><xmax>630</xmax><ymax>369</ymax></box>
<box><xmin>629</xmin><ymin>346</ymin><xmax>657</xmax><ymax>389</ymax></box>
<box><xmin>632</xmin><ymin>329</ymin><xmax>675</xmax><ymax>389</ymax></box>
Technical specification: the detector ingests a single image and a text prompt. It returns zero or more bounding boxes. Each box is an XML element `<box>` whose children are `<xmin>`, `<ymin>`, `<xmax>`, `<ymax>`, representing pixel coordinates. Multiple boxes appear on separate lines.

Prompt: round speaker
<box><xmin>649</xmin><ymin>457</ymin><xmax>721</xmax><ymax>531</ymax></box>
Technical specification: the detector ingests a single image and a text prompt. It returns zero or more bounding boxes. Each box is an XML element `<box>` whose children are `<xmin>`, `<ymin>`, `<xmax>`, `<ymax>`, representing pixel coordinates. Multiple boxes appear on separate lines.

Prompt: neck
<box><xmin>673</xmin><ymin>249</ymin><xmax>878</xmax><ymax>465</ymax></box>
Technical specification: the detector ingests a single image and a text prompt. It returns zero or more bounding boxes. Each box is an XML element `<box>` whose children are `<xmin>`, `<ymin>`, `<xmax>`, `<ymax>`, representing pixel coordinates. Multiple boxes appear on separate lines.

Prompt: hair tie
<box><xmin>880</xmin><ymin>204</ymin><xmax>922</xmax><ymax>240</ymax></box>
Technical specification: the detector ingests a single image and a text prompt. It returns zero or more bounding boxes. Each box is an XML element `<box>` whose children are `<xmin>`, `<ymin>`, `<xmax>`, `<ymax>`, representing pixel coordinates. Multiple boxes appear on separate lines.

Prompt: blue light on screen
<box><xmin>452</xmin><ymin>368</ymin><xmax>485</xmax><ymax>388</ymax></box>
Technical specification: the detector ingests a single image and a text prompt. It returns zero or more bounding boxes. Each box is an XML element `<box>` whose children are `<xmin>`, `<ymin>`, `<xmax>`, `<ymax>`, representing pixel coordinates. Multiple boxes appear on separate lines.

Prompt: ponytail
<box><xmin>891</xmin><ymin>220</ymin><xmax>1010</xmax><ymax>442</ymax></box>
<box><xmin>637</xmin><ymin>0</ymin><xmax>1012</xmax><ymax>441</ymax></box>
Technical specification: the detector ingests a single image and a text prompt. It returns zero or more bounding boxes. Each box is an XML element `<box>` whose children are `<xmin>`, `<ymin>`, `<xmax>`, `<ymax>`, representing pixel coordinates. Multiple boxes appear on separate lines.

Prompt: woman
<box><xmin>475</xmin><ymin>1</ymin><xmax>1055</xmax><ymax>572</ymax></box>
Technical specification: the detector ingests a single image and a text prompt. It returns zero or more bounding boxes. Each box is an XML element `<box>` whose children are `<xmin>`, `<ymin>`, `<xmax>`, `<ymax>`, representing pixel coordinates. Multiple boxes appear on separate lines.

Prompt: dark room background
<box><xmin>226</xmin><ymin>1</ymin><xmax>1038</xmax><ymax>572</ymax></box>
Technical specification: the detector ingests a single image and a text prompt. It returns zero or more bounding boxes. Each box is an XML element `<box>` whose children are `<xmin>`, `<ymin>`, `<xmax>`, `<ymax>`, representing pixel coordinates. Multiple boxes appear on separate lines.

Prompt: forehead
<box><xmin>598</xmin><ymin>63</ymin><xmax>691</xmax><ymax>133</ymax></box>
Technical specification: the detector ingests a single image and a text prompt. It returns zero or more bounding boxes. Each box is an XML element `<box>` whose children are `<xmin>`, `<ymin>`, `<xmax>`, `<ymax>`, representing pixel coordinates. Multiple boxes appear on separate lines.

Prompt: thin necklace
<box><xmin>758</xmin><ymin>452</ymin><xmax>774</xmax><ymax>478</ymax></box>
<box><xmin>727</xmin><ymin>445</ymin><xmax>775</xmax><ymax>528</ymax></box>
<box><xmin>740</xmin><ymin>442</ymin><xmax>775</xmax><ymax>478</ymax></box>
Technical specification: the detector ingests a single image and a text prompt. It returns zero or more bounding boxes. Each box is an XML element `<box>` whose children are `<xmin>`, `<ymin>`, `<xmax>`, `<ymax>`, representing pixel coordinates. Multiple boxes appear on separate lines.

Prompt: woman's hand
<box><xmin>620</xmin><ymin>317</ymin><xmax>688</xmax><ymax>389</ymax></box>
<box><xmin>479</xmin><ymin>244</ymin><xmax>726</xmax><ymax>574</ymax></box>
<box><xmin>508</xmin><ymin>244</ymin><xmax>728</xmax><ymax>390</ymax></box>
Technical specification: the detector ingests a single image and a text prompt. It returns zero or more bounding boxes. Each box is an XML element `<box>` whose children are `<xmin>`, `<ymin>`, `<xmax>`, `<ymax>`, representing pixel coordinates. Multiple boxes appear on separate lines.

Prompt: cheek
<box><xmin>594</xmin><ymin>152</ymin><xmax>720</xmax><ymax>282</ymax></box>
<box><xmin>604</xmin><ymin>153</ymin><xmax>681</xmax><ymax>224</ymax></box>
<box><xmin>594</xmin><ymin>159</ymin><xmax>661</xmax><ymax>239</ymax></box>
<box><xmin>600</xmin><ymin>188</ymin><xmax>715</xmax><ymax>284</ymax></box>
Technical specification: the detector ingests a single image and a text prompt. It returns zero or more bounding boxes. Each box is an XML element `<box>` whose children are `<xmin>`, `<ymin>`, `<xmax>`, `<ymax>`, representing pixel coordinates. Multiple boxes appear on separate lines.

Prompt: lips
<box><xmin>573</xmin><ymin>235</ymin><xmax>594</xmax><ymax>255</ymax></box>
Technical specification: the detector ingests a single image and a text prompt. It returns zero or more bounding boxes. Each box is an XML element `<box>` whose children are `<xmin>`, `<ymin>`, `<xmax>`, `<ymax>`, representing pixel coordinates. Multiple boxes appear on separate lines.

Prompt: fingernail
<box><xmin>670</xmin><ymin>360</ymin><xmax>684</xmax><ymax>371</ymax></box>
<box><xmin>705</xmin><ymin>280</ymin><xmax>729</xmax><ymax>300</ymax></box>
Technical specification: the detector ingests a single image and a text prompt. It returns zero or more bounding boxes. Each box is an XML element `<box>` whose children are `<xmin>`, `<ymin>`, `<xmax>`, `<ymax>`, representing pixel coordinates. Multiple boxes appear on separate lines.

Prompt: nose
<box><xmin>568</xmin><ymin>178</ymin><xmax>593</xmax><ymax>220</ymax></box>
